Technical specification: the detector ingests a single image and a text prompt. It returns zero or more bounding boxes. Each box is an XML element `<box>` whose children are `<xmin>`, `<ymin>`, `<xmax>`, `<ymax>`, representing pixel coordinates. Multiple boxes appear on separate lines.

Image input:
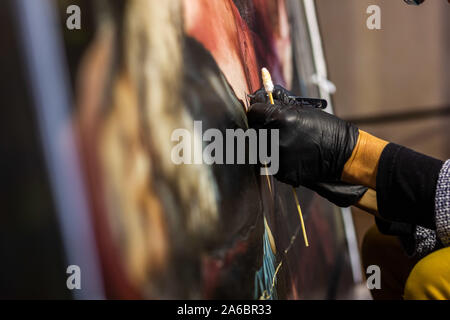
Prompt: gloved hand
<box><xmin>248</xmin><ymin>88</ymin><xmax>359</xmax><ymax>186</ymax></box>
<box><xmin>248</xmin><ymin>85</ymin><xmax>365</xmax><ymax>207</ymax></box>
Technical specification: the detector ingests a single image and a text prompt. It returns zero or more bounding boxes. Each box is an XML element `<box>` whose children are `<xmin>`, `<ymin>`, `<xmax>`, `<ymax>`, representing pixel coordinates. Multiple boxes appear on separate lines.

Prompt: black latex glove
<box><xmin>248</xmin><ymin>98</ymin><xmax>359</xmax><ymax>187</ymax></box>
<box><xmin>306</xmin><ymin>182</ymin><xmax>368</xmax><ymax>208</ymax></box>
<box><xmin>248</xmin><ymin>86</ymin><xmax>364</xmax><ymax>207</ymax></box>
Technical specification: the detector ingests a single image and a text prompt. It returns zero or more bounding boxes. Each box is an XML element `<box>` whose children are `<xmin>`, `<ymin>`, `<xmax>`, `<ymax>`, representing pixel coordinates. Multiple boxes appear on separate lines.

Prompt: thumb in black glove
<box><xmin>250</xmin><ymin>85</ymin><xmax>327</xmax><ymax>109</ymax></box>
<box><xmin>305</xmin><ymin>182</ymin><xmax>368</xmax><ymax>208</ymax></box>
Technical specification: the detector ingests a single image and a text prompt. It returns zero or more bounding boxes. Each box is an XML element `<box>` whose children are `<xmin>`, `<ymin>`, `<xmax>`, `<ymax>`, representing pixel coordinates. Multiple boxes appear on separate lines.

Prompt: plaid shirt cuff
<box><xmin>411</xmin><ymin>226</ymin><xmax>440</xmax><ymax>258</ymax></box>
<box><xmin>435</xmin><ymin>159</ymin><xmax>450</xmax><ymax>247</ymax></box>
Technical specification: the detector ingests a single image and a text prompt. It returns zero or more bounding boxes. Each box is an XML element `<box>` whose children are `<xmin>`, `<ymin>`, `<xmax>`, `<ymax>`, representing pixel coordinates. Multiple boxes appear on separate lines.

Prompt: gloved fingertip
<box><xmin>249</xmin><ymin>87</ymin><xmax>270</xmax><ymax>104</ymax></box>
<box><xmin>248</xmin><ymin>102</ymin><xmax>276</xmax><ymax>115</ymax></box>
<box><xmin>247</xmin><ymin>103</ymin><xmax>278</xmax><ymax>129</ymax></box>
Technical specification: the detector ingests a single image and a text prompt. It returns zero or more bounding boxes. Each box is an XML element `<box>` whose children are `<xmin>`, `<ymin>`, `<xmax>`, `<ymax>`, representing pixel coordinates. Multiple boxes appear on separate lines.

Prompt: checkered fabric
<box><xmin>435</xmin><ymin>159</ymin><xmax>450</xmax><ymax>247</ymax></box>
<box><xmin>405</xmin><ymin>160</ymin><xmax>450</xmax><ymax>257</ymax></box>
<box><xmin>413</xmin><ymin>226</ymin><xmax>439</xmax><ymax>257</ymax></box>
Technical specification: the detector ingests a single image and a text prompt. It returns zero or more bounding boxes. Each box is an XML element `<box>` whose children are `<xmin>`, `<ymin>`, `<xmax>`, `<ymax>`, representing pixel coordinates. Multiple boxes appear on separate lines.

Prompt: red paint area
<box><xmin>184</xmin><ymin>0</ymin><xmax>291</xmax><ymax>109</ymax></box>
<box><xmin>184</xmin><ymin>0</ymin><xmax>293</xmax><ymax>297</ymax></box>
<box><xmin>201</xmin><ymin>240</ymin><xmax>249</xmax><ymax>298</ymax></box>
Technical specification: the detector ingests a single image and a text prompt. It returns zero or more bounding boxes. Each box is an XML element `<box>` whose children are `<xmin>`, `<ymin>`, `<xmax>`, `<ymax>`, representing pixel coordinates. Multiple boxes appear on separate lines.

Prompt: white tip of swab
<box><xmin>261</xmin><ymin>67</ymin><xmax>274</xmax><ymax>93</ymax></box>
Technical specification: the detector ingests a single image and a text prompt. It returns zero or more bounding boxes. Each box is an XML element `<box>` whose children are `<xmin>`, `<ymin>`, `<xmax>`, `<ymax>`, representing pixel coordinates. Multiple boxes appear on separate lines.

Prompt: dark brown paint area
<box><xmin>182</xmin><ymin>36</ymin><xmax>264</xmax><ymax>298</ymax></box>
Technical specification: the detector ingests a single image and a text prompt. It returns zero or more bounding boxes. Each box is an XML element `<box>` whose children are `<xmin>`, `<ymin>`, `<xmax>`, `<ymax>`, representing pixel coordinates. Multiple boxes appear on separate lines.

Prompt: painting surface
<box><xmin>75</xmin><ymin>0</ymin><xmax>355</xmax><ymax>299</ymax></box>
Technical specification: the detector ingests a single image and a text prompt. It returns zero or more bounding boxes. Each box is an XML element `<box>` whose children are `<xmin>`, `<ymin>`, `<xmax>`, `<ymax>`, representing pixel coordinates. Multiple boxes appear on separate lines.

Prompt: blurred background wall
<box><xmin>315</xmin><ymin>0</ymin><xmax>450</xmax><ymax>257</ymax></box>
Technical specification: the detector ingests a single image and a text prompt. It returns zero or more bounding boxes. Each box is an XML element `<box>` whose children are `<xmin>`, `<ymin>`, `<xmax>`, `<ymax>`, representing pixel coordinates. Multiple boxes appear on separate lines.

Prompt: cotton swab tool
<box><xmin>261</xmin><ymin>67</ymin><xmax>309</xmax><ymax>247</ymax></box>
